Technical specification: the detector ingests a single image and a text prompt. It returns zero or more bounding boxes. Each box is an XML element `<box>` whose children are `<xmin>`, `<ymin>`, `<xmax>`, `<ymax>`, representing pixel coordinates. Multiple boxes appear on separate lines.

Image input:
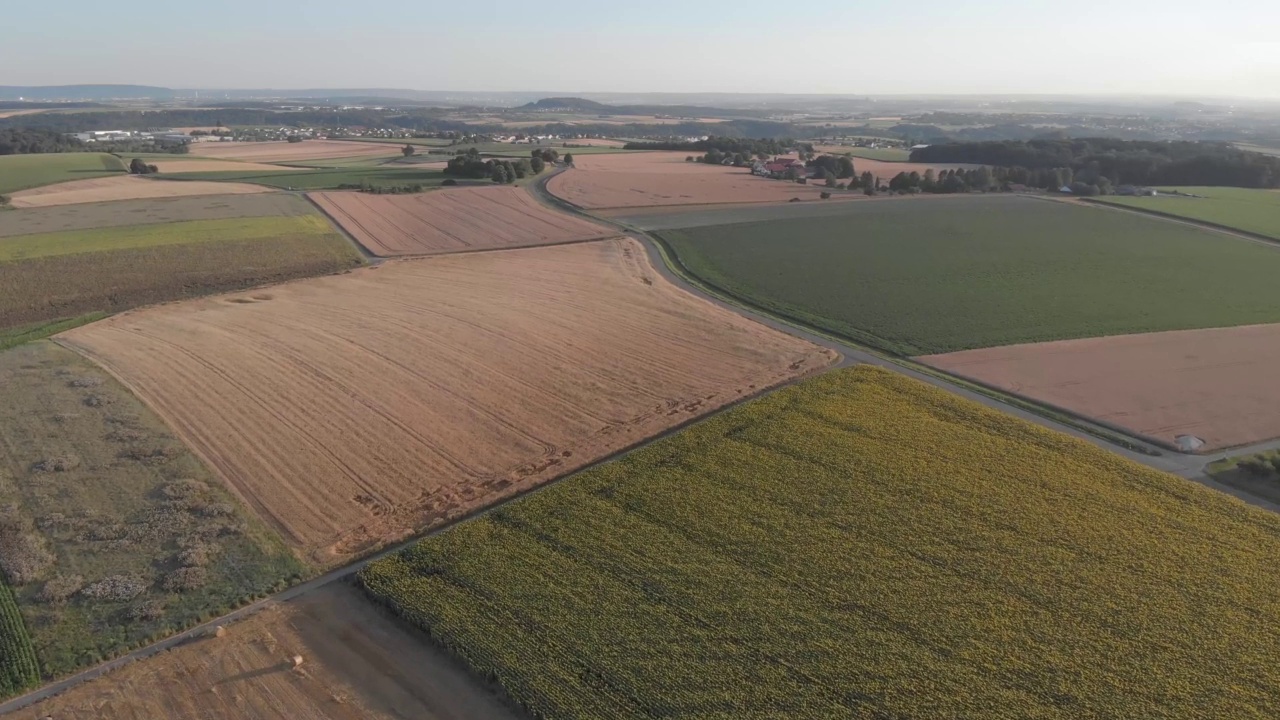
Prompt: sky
<box><xmin>3</xmin><ymin>0</ymin><xmax>1279</xmax><ymax>99</ymax></box>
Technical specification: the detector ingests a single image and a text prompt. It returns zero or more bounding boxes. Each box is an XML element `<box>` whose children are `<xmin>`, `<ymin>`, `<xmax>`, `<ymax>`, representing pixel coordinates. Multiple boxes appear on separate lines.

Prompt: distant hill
<box><xmin>0</xmin><ymin>85</ymin><xmax>176</xmax><ymax>101</ymax></box>
<box><xmin>521</xmin><ymin>97</ymin><xmax>613</xmax><ymax>112</ymax></box>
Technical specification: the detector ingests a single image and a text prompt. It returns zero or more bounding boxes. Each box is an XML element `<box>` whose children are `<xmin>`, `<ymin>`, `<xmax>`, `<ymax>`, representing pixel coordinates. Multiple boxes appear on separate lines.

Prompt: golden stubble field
<box><xmin>310</xmin><ymin>186</ymin><xmax>616</xmax><ymax>256</ymax></box>
<box><xmin>8</xmin><ymin>584</ymin><xmax>519</xmax><ymax>720</ymax></box>
<box><xmin>60</xmin><ymin>239</ymin><xmax>836</xmax><ymax>565</ymax></box>
<box><xmin>7</xmin><ymin>176</ymin><xmax>274</xmax><ymax>208</ymax></box>
<box><xmin>188</xmin><ymin>140</ymin><xmax>398</xmax><ymax>163</ymax></box>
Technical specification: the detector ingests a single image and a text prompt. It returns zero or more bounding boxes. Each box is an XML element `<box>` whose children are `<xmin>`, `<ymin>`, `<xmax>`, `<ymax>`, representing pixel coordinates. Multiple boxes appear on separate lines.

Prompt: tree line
<box><xmin>444</xmin><ymin>147</ymin><xmax>559</xmax><ymax>184</ymax></box>
<box><xmin>911</xmin><ymin>139</ymin><xmax>1280</xmax><ymax>188</ymax></box>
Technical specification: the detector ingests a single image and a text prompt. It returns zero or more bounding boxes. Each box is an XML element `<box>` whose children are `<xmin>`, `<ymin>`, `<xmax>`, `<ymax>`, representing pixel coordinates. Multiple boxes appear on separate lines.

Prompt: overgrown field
<box><xmin>0</xmin><ymin>341</ymin><xmax>304</xmax><ymax>685</ymax></box>
<box><xmin>0</xmin><ymin>153</ymin><xmax>126</xmax><ymax>195</ymax></box>
<box><xmin>0</xmin><ymin>193</ymin><xmax>315</xmax><ymax>238</ymax></box>
<box><xmin>0</xmin><ymin>207</ymin><xmax>362</xmax><ymax>334</ymax></box>
<box><xmin>360</xmin><ymin>365</ymin><xmax>1280</xmax><ymax>719</ymax></box>
<box><xmin>1094</xmin><ymin>186</ymin><xmax>1280</xmax><ymax>240</ymax></box>
<box><xmin>661</xmin><ymin>195</ymin><xmax>1280</xmax><ymax>354</ymax></box>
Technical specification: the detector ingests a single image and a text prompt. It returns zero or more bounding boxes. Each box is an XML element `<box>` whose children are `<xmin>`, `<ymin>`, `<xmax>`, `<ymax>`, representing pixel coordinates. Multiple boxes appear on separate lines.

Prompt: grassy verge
<box><xmin>0</xmin><ymin>313</ymin><xmax>108</xmax><ymax>352</ymax></box>
<box><xmin>360</xmin><ymin>366</ymin><xmax>1280</xmax><ymax>719</ymax></box>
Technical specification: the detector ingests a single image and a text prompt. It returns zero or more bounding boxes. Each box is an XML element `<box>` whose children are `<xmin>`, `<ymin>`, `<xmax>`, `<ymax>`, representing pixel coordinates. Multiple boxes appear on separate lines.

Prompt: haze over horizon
<box><xmin>5</xmin><ymin>0</ymin><xmax>1279</xmax><ymax>100</ymax></box>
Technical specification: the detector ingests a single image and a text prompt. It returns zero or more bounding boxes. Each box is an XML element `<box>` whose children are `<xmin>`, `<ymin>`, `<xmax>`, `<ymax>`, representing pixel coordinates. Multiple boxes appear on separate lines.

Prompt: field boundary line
<box><xmin>1076</xmin><ymin>197</ymin><xmax>1280</xmax><ymax>247</ymax></box>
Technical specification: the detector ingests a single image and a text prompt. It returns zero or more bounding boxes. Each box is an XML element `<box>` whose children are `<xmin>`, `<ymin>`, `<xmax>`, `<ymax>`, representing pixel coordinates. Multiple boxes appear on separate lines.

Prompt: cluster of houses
<box><xmin>752</xmin><ymin>157</ymin><xmax>807</xmax><ymax>179</ymax></box>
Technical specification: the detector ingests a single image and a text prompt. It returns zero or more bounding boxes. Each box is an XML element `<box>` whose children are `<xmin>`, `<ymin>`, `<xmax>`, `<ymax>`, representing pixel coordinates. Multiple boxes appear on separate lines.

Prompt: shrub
<box><xmin>442</xmin><ymin>178</ymin><xmax>458</xmax><ymax>186</ymax></box>
<box><xmin>38</xmin><ymin>574</ymin><xmax>84</xmax><ymax>604</ymax></box>
<box><xmin>0</xmin><ymin>508</ymin><xmax>55</xmax><ymax>585</ymax></box>
<box><xmin>32</xmin><ymin>455</ymin><xmax>80</xmax><ymax>472</ymax></box>
<box><xmin>1240</xmin><ymin>458</ymin><xmax>1272</xmax><ymax>477</ymax></box>
<box><xmin>81</xmin><ymin>575</ymin><xmax>148</xmax><ymax>602</ymax></box>
<box><xmin>820</xmin><ymin>192</ymin><xmax>832</xmax><ymax>200</ymax></box>
<box><xmin>128</xmin><ymin>599</ymin><xmax>166</xmax><ymax>621</ymax></box>
<box><xmin>162</xmin><ymin>567</ymin><xmax>208</xmax><ymax>593</ymax></box>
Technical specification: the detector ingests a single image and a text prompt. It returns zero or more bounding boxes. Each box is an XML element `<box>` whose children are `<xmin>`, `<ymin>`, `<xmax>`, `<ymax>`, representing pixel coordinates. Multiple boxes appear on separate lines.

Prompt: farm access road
<box><xmin>5</xmin><ymin>167</ymin><xmax>1277</xmax><ymax>716</ymax></box>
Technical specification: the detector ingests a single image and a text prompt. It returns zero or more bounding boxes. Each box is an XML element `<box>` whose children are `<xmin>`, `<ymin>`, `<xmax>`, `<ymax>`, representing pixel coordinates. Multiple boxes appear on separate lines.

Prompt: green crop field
<box><xmin>1094</xmin><ymin>187</ymin><xmax>1280</xmax><ymax>240</ymax></box>
<box><xmin>164</xmin><ymin>166</ymin><xmax>457</xmax><ymax>190</ymax></box>
<box><xmin>659</xmin><ymin>195</ymin><xmax>1280</xmax><ymax>355</ymax></box>
<box><xmin>821</xmin><ymin>146</ymin><xmax>912</xmax><ymax>162</ymax></box>
<box><xmin>0</xmin><ymin>215</ymin><xmax>335</xmax><ymax>262</ymax></box>
<box><xmin>0</xmin><ymin>211</ymin><xmax>362</xmax><ymax>334</ymax></box>
<box><xmin>0</xmin><ymin>582</ymin><xmax>39</xmax><ymax>697</ymax></box>
<box><xmin>0</xmin><ymin>153</ymin><xmax>126</xmax><ymax>195</ymax></box>
<box><xmin>360</xmin><ymin>366</ymin><xmax>1280</xmax><ymax>719</ymax></box>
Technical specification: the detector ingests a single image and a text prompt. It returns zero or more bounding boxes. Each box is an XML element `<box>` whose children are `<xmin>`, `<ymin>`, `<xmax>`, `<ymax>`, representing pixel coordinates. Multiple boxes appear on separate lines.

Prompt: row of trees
<box><xmin>0</xmin><ymin>128</ymin><xmax>84</xmax><ymax>154</ymax></box>
<box><xmin>912</xmin><ymin>139</ymin><xmax>1280</xmax><ymax>188</ymax></box>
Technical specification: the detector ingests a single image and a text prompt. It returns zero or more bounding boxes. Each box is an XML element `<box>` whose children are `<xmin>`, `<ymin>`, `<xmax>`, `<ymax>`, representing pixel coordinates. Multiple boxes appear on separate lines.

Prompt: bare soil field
<box><xmin>6</xmin><ymin>584</ymin><xmax>518</xmax><ymax>720</ymax></box>
<box><xmin>144</xmin><ymin>158</ymin><xmax>305</xmax><ymax>174</ymax></box>
<box><xmin>919</xmin><ymin>323</ymin><xmax>1280</xmax><ymax>451</ymax></box>
<box><xmin>0</xmin><ymin>194</ymin><xmax>316</xmax><ymax>238</ymax></box>
<box><xmin>7</xmin><ymin>177</ymin><xmax>273</xmax><ymax>208</ymax></box>
<box><xmin>546</xmin><ymin>151</ymin><xmax>828</xmax><ymax>209</ymax></box>
<box><xmin>189</xmin><ymin>141</ymin><xmax>399</xmax><ymax>163</ymax></box>
<box><xmin>310</xmin><ymin>186</ymin><xmax>616</xmax><ymax>256</ymax></box>
<box><xmin>0</xmin><ymin>109</ymin><xmax>47</xmax><ymax>119</ymax></box>
<box><xmin>61</xmin><ymin>238</ymin><xmax>835</xmax><ymax>564</ymax></box>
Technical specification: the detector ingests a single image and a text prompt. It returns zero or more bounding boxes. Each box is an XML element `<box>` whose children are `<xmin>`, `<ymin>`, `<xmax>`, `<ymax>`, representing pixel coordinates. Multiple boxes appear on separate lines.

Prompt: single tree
<box><xmin>402</xmin><ymin>144</ymin><xmax>416</xmax><ymax>157</ymax></box>
<box><xmin>530</xmin><ymin>156</ymin><xmax>546</xmax><ymax>174</ymax></box>
<box><xmin>563</xmin><ymin>153</ymin><xmax>574</xmax><ymax>165</ymax></box>
<box><xmin>824</xmin><ymin>170</ymin><xmax>837</xmax><ymax>188</ymax></box>
<box><xmin>491</xmin><ymin>164</ymin><xmax>509</xmax><ymax>184</ymax></box>
<box><xmin>129</xmin><ymin>158</ymin><xmax>151</xmax><ymax>175</ymax></box>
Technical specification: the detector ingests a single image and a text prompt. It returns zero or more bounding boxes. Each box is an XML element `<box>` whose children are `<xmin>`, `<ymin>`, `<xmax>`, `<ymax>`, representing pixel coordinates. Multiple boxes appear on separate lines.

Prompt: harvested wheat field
<box><xmin>310</xmin><ymin>186</ymin><xmax>616</xmax><ymax>256</ymax></box>
<box><xmin>7</xmin><ymin>176</ymin><xmax>273</xmax><ymax>207</ymax></box>
<box><xmin>7</xmin><ymin>584</ymin><xmax>519</xmax><ymax>720</ymax></box>
<box><xmin>547</xmin><ymin>151</ymin><xmax>828</xmax><ymax>209</ymax></box>
<box><xmin>190</xmin><ymin>140</ymin><xmax>398</xmax><ymax>163</ymax></box>
<box><xmin>920</xmin><ymin>323</ymin><xmax>1280</xmax><ymax>451</ymax></box>
<box><xmin>60</xmin><ymin>238</ymin><xmax>835</xmax><ymax>564</ymax></box>
<box><xmin>144</xmin><ymin>158</ymin><xmax>306</xmax><ymax>173</ymax></box>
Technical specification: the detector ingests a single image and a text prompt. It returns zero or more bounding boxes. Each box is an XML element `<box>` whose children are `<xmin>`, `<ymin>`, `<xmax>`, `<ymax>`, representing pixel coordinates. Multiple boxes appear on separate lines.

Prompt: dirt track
<box><xmin>60</xmin><ymin>238</ymin><xmax>835</xmax><ymax>565</ymax></box>
<box><xmin>9</xmin><ymin>584</ymin><xmax>518</xmax><ymax>720</ymax></box>
<box><xmin>7</xmin><ymin>176</ymin><xmax>274</xmax><ymax>207</ymax></box>
<box><xmin>310</xmin><ymin>186</ymin><xmax>616</xmax><ymax>256</ymax></box>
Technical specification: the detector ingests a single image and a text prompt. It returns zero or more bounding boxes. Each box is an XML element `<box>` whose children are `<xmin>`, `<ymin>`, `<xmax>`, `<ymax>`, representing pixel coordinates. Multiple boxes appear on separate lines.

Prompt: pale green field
<box><xmin>0</xmin><ymin>153</ymin><xmax>127</xmax><ymax>195</ymax></box>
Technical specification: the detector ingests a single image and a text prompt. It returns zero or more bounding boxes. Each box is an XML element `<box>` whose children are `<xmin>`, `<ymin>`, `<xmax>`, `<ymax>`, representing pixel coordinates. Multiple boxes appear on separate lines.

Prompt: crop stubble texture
<box><xmin>59</xmin><ymin>239</ymin><xmax>835</xmax><ymax>564</ymax></box>
<box><xmin>361</xmin><ymin>365</ymin><xmax>1280</xmax><ymax>720</ymax></box>
<box><xmin>310</xmin><ymin>186</ymin><xmax>616</xmax><ymax>256</ymax></box>
<box><xmin>920</xmin><ymin>322</ymin><xmax>1280</xmax><ymax>450</ymax></box>
<box><xmin>7</xmin><ymin>176</ymin><xmax>273</xmax><ymax>208</ymax></box>
<box><xmin>189</xmin><ymin>140</ymin><xmax>398</xmax><ymax>163</ymax></box>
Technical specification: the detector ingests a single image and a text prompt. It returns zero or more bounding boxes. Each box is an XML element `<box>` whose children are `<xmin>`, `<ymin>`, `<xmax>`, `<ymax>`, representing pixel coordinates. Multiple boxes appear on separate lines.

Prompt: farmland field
<box><xmin>311</xmin><ymin>186</ymin><xmax>615</xmax><ymax>256</ymax></box>
<box><xmin>921</xmin><ymin>322</ymin><xmax>1280</xmax><ymax>451</ymax></box>
<box><xmin>188</xmin><ymin>140</ymin><xmax>398</xmax><ymax>163</ymax></box>
<box><xmin>0</xmin><ymin>341</ymin><xmax>303</xmax><ymax>685</ymax></box>
<box><xmin>813</xmin><ymin>144</ymin><xmax>913</xmax><ymax>161</ymax></box>
<box><xmin>0</xmin><ymin>193</ymin><xmax>317</xmax><ymax>238</ymax></box>
<box><xmin>360</xmin><ymin>365</ymin><xmax>1280</xmax><ymax>720</ymax></box>
<box><xmin>164</xmin><ymin>166</ymin><xmax>455</xmax><ymax>191</ymax></box>
<box><xmin>546</xmin><ymin>151</ymin><xmax>828</xmax><ymax>208</ymax></box>
<box><xmin>0</xmin><ymin>198</ymin><xmax>361</xmax><ymax>333</ymax></box>
<box><xmin>60</xmin><ymin>238</ymin><xmax>834</xmax><ymax>565</ymax></box>
<box><xmin>6</xmin><ymin>176</ymin><xmax>273</xmax><ymax>207</ymax></box>
<box><xmin>0</xmin><ymin>153</ymin><xmax>126</xmax><ymax>195</ymax></box>
<box><xmin>660</xmin><ymin>195</ymin><xmax>1280</xmax><ymax>354</ymax></box>
<box><xmin>1093</xmin><ymin>186</ymin><xmax>1280</xmax><ymax>240</ymax></box>
<box><xmin>11</xmin><ymin>584</ymin><xmax>518</xmax><ymax>719</ymax></box>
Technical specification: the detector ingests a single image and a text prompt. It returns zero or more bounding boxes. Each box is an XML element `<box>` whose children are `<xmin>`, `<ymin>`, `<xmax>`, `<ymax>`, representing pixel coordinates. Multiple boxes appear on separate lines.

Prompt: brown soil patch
<box><xmin>547</xmin><ymin>151</ymin><xmax>828</xmax><ymax>209</ymax></box>
<box><xmin>8</xmin><ymin>176</ymin><xmax>273</xmax><ymax>208</ymax></box>
<box><xmin>60</xmin><ymin>238</ymin><xmax>836</xmax><ymax>564</ymax></box>
<box><xmin>919</xmin><ymin>323</ymin><xmax>1280</xmax><ymax>451</ymax></box>
<box><xmin>189</xmin><ymin>140</ymin><xmax>398</xmax><ymax>163</ymax></box>
<box><xmin>8</xmin><ymin>584</ymin><xmax>519</xmax><ymax>720</ymax></box>
<box><xmin>146</xmin><ymin>158</ymin><xmax>305</xmax><ymax>173</ymax></box>
<box><xmin>310</xmin><ymin>186</ymin><xmax>616</xmax><ymax>256</ymax></box>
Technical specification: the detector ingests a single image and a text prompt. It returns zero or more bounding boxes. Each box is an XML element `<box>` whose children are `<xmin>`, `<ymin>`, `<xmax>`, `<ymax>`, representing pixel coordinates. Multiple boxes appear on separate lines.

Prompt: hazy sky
<box><xmin>4</xmin><ymin>0</ymin><xmax>1278</xmax><ymax>99</ymax></box>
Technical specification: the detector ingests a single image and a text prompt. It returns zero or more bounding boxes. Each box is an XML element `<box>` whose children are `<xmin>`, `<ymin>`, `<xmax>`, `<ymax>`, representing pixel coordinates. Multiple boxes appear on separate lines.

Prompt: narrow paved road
<box><xmin>5</xmin><ymin>168</ymin><xmax>1275</xmax><ymax>715</ymax></box>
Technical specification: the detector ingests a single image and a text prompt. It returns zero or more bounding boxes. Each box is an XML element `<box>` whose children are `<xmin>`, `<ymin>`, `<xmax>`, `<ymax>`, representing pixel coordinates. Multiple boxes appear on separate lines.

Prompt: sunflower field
<box><xmin>360</xmin><ymin>366</ymin><xmax>1280</xmax><ymax>719</ymax></box>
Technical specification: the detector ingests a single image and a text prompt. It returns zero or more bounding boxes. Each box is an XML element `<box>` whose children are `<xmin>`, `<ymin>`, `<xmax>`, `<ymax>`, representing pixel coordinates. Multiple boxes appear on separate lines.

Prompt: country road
<box><xmin>4</xmin><ymin>166</ymin><xmax>1277</xmax><ymax>715</ymax></box>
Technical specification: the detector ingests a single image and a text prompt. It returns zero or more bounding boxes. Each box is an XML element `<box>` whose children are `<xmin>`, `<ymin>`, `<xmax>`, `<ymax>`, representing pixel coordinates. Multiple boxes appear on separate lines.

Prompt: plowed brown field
<box><xmin>919</xmin><ymin>323</ymin><xmax>1280</xmax><ymax>451</ymax></box>
<box><xmin>8</xmin><ymin>584</ymin><xmax>519</xmax><ymax>720</ymax></box>
<box><xmin>310</xmin><ymin>186</ymin><xmax>616</xmax><ymax>256</ymax></box>
<box><xmin>547</xmin><ymin>151</ymin><xmax>829</xmax><ymax>208</ymax></box>
<box><xmin>8</xmin><ymin>176</ymin><xmax>273</xmax><ymax>207</ymax></box>
<box><xmin>61</xmin><ymin>238</ymin><xmax>835</xmax><ymax>564</ymax></box>
<box><xmin>190</xmin><ymin>140</ymin><xmax>399</xmax><ymax>163</ymax></box>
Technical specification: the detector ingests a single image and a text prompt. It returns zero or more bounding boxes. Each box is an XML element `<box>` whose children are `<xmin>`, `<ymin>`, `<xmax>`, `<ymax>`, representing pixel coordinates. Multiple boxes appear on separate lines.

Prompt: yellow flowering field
<box><xmin>360</xmin><ymin>366</ymin><xmax>1280</xmax><ymax>719</ymax></box>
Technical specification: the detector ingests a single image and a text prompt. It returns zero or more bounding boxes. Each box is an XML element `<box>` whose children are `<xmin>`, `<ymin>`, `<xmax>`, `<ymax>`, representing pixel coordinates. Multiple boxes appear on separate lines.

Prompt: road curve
<box><xmin>4</xmin><ymin>167</ymin><xmax>1275</xmax><ymax>714</ymax></box>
